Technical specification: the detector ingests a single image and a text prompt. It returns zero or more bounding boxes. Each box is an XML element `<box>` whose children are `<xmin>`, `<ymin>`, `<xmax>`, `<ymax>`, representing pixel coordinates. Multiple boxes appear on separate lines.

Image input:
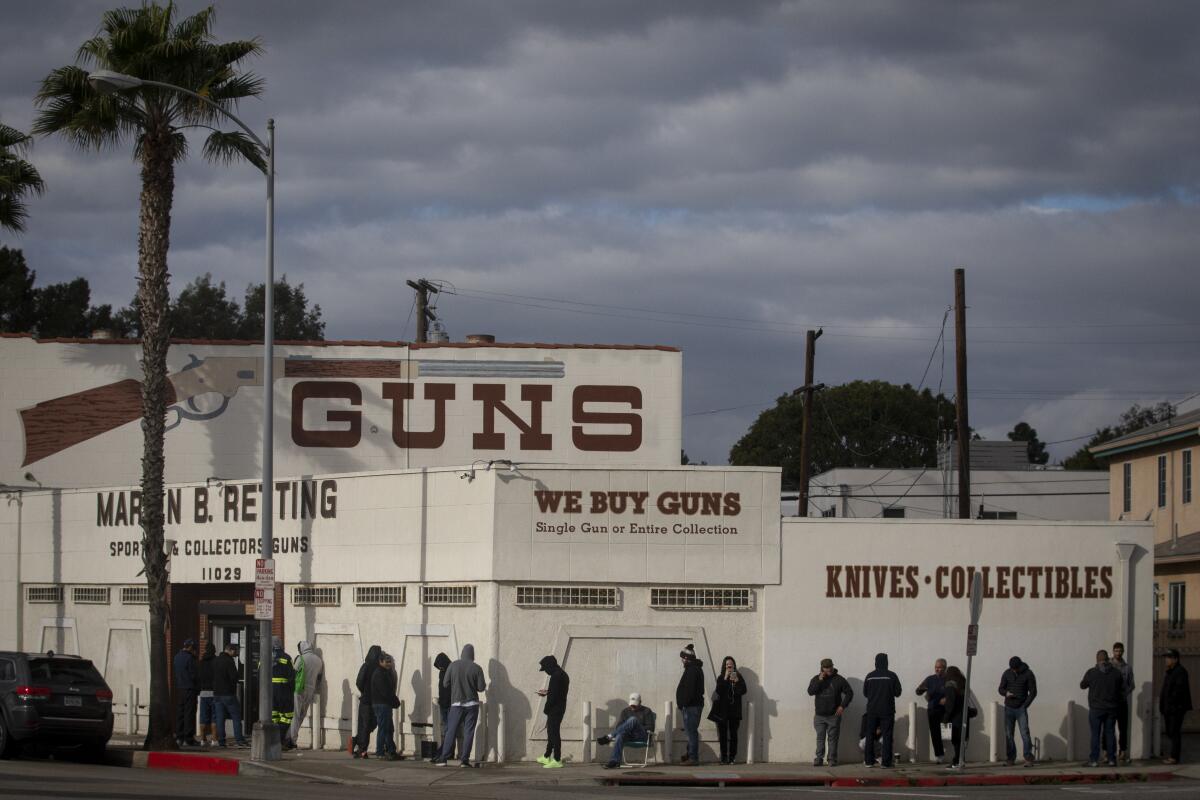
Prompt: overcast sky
<box><xmin>3</xmin><ymin>0</ymin><xmax>1198</xmax><ymax>466</ymax></box>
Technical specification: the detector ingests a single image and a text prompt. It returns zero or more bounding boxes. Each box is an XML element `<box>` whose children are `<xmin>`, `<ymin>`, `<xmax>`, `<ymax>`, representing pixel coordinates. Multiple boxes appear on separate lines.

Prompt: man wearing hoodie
<box><xmin>173</xmin><ymin>639</ymin><xmax>198</xmax><ymax>748</ymax></box>
<box><xmin>433</xmin><ymin>644</ymin><xmax>487</xmax><ymax>767</ymax></box>
<box><xmin>352</xmin><ymin>644</ymin><xmax>382</xmax><ymax>758</ymax></box>
<box><xmin>370</xmin><ymin>652</ymin><xmax>401</xmax><ymax>760</ymax></box>
<box><xmin>1080</xmin><ymin>649</ymin><xmax>1124</xmax><ymax>767</ymax></box>
<box><xmin>288</xmin><ymin>641</ymin><xmax>324</xmax><ymax>749</ymax></box>
<box><xmin>676</xmin><ymin>644</ymin><xmax>705</xmax><ymax>766</ymax></box>
<box><xmin>1160</xmin><ymin>648</ymin><xmax>1192</xmax><ymax>764</ymax></box>
<box><xmin>433</xmin><ymin>652</ymin><xmax>458</xmax><ymax>761</ymax></box>
<box><xmin>998</xmin><ymin>656</ymin><xmax>1037</xmax><ymax>766</ymax></box>
<box><xmin>808</xmin><ymin>657</ymin><xmax>853</xmax><ymax>767</ymax></box>
<box><xmin>863</xmin><ymin>653</ymin><xmax>902</xmax><ymax>769</ymax></box>
<box><xmin>1110</xmin><ymin>642</ymin><xmax>1133</xmax><ymax>762</ymax></box>
<box><xmin>536</xmin><ymin>655</ymin><xmax>570</xmax><ymax>768</ymax></box>
<box><xmin>269</xmin><ymin>636</ymin><xmax>296</xmax><ymax>746</ymax></box>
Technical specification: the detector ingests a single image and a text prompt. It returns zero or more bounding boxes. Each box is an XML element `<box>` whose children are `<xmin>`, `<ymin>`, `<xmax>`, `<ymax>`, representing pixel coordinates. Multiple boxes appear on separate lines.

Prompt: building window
<box><xmin>354</xmin><ymin>585</ymin><xmax>407</xmax><ymax>606</ymax></box>
<box><xmin>421</xmin><ymin>585</ymin><xmax>476</xmax><ymax>606</ymax></box>
<box><xmin>1154</xmin><ymin>582</ymin><xmax>1160</xmax><ymax>624</ymax></box>
<box><xmin>291</xmin><ymin>586</ymin><xmax>341</xmax><ymax>607</ymax></box>
<box><xmin>1122</xmin><ymin>462</ymin><xmax>1132</xmax><ymax>514</ymax></box>
<box><xmin>979</xmin><ymin>510</ymin><xmax>1018</xmax><ymax>520</ymax></box>
<box><xmin>0</xmin><ymin>659</ymin><xmax>14</xmax><ymax>681</ymax></box>
<box><xmin>72</xmin><ymin>587</ymin><xmax>110</xmax><ymax>605</ymax></box>
<box><xmin>822</xmin><ymin>506</ymin><xmax>836</xmax><ymax>518</ymax></box>
<box><xmin>121</xmin><ymin>586</ymin><xmax>150</xmax><ymax>605</ymax></box>
<box><xmin>1168</xmin><ymin>581</ymin><xmax>1186</xmax><ymax>630</ymax></box>
<box><xmin>1158</xmin><ymin>455</ymin><xmax>1168</xmax><ymax>508</ymax></box>
<box><xmin>26</xmin><ymin>585</ymin><xmax>63</xmax><ymax>603</ymax></box>
<box><xmin>516</xmin><ymin>586</ymin><xmax>619</xmax><ymax>608</ymax></box>
<box><xmin>1184</xmin><ymin>450</ymin><xmax>1193</xmax><ymax>505</ymax></box>
<box><xmin>882</xmin><ymin>507</ymin><xmax>905</xmax><ymax>518</ymax></box>
<box><xmin>650</xmin><ymin>587</ymin><xmax>752</xmax><ymax>610</ymax></box>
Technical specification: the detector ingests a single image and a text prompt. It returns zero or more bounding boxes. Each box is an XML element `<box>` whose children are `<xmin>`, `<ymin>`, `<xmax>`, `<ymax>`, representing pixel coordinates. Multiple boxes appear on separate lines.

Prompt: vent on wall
<box><xmin>421</xmin><ymin>585</ymin><xmax>476</xmax><ymax>606</ymax></box>
<box><xmin>121</xmin><ymin>586</ymin><xmax>150</xmax><ymax>605</ymax></box>
<box><xmin>26</xmin><ymin>585</ymin><xmax>63</xmax><ymax>604</ymax></box>
<box><xmin>72</xmin><ymin>587</ymin><xmax>111</xmax><ymax>605</ymax></box>
<box><xmin>354</xmin><ymin>585</ymin><xmax>407</xmax><ymax>606</ymax></box>
<box><xmin>291</xmin><ymin>586</ymin><xmax>341</xmax><ymax>607</ymax></box>
<box><xmin>516</xmin><ymin>586</ymin><xmax>619</xmax><ymax>608</ymax></box>
<box><xmin>649</xmin><ymin>587</ymin><xmax>752</xmax><ymax>610</ymax></box>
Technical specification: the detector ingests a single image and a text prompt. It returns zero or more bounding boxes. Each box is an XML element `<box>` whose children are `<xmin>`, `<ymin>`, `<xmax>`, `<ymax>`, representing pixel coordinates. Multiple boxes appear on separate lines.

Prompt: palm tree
<box><xmin>0</xmin><ymin>122</ymin><xmax>46</xmax><ymax>233</ymax></box>
<box><xmin>34</xmin><ymin>2</ymin><xmax>265</xmax><ymax>750</ymax></box>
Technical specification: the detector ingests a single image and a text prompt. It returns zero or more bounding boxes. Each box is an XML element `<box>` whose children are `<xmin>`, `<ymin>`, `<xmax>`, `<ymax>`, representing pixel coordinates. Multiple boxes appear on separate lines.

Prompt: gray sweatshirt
<box><xmin>443</xmin><ymin>644</ymin><xmax>487</xmax><ymax>705</ymax></box>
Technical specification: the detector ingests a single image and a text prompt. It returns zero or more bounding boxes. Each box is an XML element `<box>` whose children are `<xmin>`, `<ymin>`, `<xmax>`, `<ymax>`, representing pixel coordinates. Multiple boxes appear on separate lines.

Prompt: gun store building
<box><xmin>0</xmin><ymin>333</ymin><xmax>1156</xmax><ymax>763</ymax></box>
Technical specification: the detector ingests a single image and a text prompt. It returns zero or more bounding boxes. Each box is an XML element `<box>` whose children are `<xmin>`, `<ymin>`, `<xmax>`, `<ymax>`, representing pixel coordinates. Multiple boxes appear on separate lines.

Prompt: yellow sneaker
<box><xmin>544</xmin><ymin>759</ymin><xmax>564</xmax><ymax>769</ymax></box>
<box><xmin>536</xmin><ymin>755</ymin><xmax>551</xmax><ymax>766</ymax></box>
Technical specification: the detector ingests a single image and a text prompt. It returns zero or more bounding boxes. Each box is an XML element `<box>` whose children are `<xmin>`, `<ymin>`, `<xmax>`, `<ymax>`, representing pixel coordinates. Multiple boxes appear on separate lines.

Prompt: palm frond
<box><xmin>202</xmin><ymin>130</ymin><xmax>266</xmax><ymax>174</ymax></box>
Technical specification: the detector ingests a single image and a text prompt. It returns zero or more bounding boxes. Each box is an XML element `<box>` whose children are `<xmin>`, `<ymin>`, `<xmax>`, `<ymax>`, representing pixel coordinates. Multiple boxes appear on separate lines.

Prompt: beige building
<box><xmin>1092</xmin><ymin>407</ymin><xmax>1200</xmax><ymax>727</ymax></box>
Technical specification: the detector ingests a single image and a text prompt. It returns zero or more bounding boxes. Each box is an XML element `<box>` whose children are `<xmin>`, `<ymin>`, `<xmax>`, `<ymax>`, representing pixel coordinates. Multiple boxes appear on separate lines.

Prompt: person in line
<box><xmin>676</xmin><ymin>644</ymin><xmax>705</xmax><ymax>766</ymax></box>
<box><xmin>433</xmin><ymin>652</ymin><xmax>458</xmax><ymax>761</ymax></box>
<box><xmin>942</xmin><ymin>665</ymin><xmax>968</xmax><ymax>769</ymax></box>
<box><xmin>433</xmin><ymin>644</ymin><xmax>487</xmax><ymax>767</ymax></box>
<box><xmin>915</xmin><ymin>658</ymin><xmax>948</xmax><ymax>764</ymax></box>
<box><xmin>998</xmin><ymin>656</ymin><xmax>1037</xmax><ymax>767</ymax></box>
<box><xmin>863</xmin><ymin>652</ymin><xmax>902</xmax><ymax>769</ymax></box>
<box><xmin>1159</xmin><ymin>648</ymin><xmax>1192</xmax><ymax>765</ymax></box>
<box><xmin>857</xmin><ymin>714</ymin><xmax>883</xmax><ymax>766</ymax></box>
<box><xmin>536</xmin><ymin>655</ymin><xmax>570</xmax><ymax>769</ymax></box>
<box><xmin>1110</xmin><ymin>642</ymin><xmax>1133</xmax><ymax>763</ymax></box>
<box><xmin>213</xmin><ymin>643</ymin><xmax>248</xmax><ymax>748</ymax></box>
<box><xmin>808</xmin><ymin>657</ymin><xmax>853</xmax><ymax>767</ymax></box>
<box><xmin>370</xmin><ymin>652</ymin><xmax>401</xmax><ymax>761</ymax></box>
<box><xmin>270</xmin><ymin>636</ymin><xmax>296</xmax><ymax>746</ymax></box>
<box><xmin>597</xmin><ymin>693</ymin><xmax>657</xmax><ymax>769</ymax></box>
<box><xmin>197</xmin><ymin>642</ymin><xmax>217</xmax><ymax>747</ymax></box>
<box><xmin>288</xmin><ymin>640</ymin><xmax>324</xmax><ymax>750</ymax></box>
<box><xmin>709</xmin><ymin>656</ymin><xmax>749</xmax><ymax>765</ymax></box>
<box><xmin>173</xmin><ymin>638</ymin><xmax>199</xmax><ymax>748</ymax></box>
<box><xmin>352</xmin><ymin>644</ymin><xmax>382</xmax><ymax>758</ymax></box>
<box><xmin>1080</xmin><ymin>649</ymin><xmax>1124</xmax><ymax>768</ymax></box>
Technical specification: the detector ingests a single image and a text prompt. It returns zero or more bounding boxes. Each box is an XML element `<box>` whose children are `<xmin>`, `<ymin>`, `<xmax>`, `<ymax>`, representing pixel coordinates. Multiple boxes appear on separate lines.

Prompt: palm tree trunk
<box><xmin>138</xmin><ymin>126</ymin><xmax>176</xmax><ymax>750</ymax></box>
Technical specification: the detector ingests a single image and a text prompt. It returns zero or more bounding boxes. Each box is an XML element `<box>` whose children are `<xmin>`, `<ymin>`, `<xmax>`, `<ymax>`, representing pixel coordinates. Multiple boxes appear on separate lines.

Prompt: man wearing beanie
<box><xmin>676</xmin><ymin>644</ymin><xmax>705</xmax><ymax>765</ymax></box>
<box><xmin>998</xmin><ymin>656</ymin><xmax>1037</xmax><ymax>766</ymax></box>
<box><xmin>807</xmin><ymin>657</ymin><xmax>853</xmax><ymax>766</ymax></box>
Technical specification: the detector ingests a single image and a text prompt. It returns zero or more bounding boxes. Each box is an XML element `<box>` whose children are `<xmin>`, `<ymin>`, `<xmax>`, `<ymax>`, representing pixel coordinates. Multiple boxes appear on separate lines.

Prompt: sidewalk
<box><xmin>106</xmin><ymin>741</ymin><xmax>1199</xmax><ymax>790</ymax></box>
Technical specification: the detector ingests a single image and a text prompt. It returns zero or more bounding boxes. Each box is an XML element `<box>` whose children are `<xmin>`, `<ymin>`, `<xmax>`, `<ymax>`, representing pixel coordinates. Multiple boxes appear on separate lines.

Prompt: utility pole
<box><xmin>797</xmin><ymin>328</ymin><xmax>823</xmax><ymax>517</ymax></box>
<box><xmin>954</xmin><ymin>268</ymin><xmax>970</xmax><ymax>519</ymax></box>
<box><xmin>406</xmin><ymin>279</ymin><xmax>439</xmax><ymax>343</ymax></box>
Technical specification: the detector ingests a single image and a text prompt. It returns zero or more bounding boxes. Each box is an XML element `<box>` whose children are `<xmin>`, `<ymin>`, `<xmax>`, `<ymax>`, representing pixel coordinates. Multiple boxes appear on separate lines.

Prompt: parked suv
<box><xmin>0</xmin><ymin>651</ymin><xmax>113</xmax><ymax>759</ymax></box>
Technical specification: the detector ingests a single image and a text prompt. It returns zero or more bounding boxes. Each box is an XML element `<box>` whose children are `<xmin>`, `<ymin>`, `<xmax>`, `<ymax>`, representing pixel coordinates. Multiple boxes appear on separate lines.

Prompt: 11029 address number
<box><xmin>201</xmin><ymin>566</ymin><xmax>243</xmax><ymax>581</ymax></box>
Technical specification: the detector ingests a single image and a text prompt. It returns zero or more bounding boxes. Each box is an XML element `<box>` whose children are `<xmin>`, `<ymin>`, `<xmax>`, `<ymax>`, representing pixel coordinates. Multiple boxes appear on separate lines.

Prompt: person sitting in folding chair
<box><xmin>596</xmin><ymin>693</ymin><xmax>657</xmax><ymax>769</ymax></box>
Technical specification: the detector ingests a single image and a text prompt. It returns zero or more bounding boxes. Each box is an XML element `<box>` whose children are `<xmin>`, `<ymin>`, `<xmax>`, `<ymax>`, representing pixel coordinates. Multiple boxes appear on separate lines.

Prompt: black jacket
<box><xmin>1160</xmin><ymin>663</ymin><xmax>1193</xmax><ymax>715</ymax></box>
<box><xmin>808</xmin><ymin>669</ymin><xmax>853</xmax><ymax>717</ymax></box>
<box><xmin>676</xmin><ymin>658</ymin><xmax>705</xmax><ymax>708</ymax></box>
<box><xmin>709</xmin><ymin>657</ymin><xmax>749</xmax><ymax>721</ymax></box>
<box><xmin>271</xmin><ymin>650</ymin><xmax>295</xmax><ymax>713</ymax></box>
<box><xmin>173</xmin><ymin>649</ymin><xmax>197</xmax><ymax>690</ymax></box>
<box><xmin>370</xmin><ymin>665</ymin><xmax>399</xmax><ymax>707</ymax></box>
<box><xmin>197</xmin><ymin>654</ymin><xmax>216</xmax><ymax>692</ymax></box>
<box><xmin>434</xmin><ymin>652</ymin><xmax>452</xmax><ymax>710</ymax></box>
<box><xmin>943</xmin><ymin>680</ymin><xmax>964</xmax><ymax>722</ymax></box>
<box><xmin>356</xmin><ymin>645</ymin><xmax>382</xmax><ymax>703</ymax></box>
<box><xmin>1080</xmin><ymin>661</ymin><xmax>1124</xmax><ymax>711</ymax></box>
<box><xmin>213</xmin><ymin>652</ymin><xmax>239</xmax><ymax>696</ymax></box>
<box><xmin>863</xmin><ymin>653</ymin><xmax>902</xmax><ymax>717</ymax></box>
<box><xmin>539</xmin><ymin>655</ymin><xmax>570</xmax><ymax>717</ymax></box>
<box><xmin>998</xmin><ymin>664</ymin><xmax>1037</xmax><ymax>709</ymax></box>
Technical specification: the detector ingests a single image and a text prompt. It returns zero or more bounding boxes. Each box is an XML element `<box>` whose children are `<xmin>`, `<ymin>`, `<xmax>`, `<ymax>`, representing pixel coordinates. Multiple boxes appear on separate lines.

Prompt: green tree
<box><xmin>172</xmin><ymin>273</ymin><xmax>241</xmax><ymax>339</ymax></box>
<box><xmin>729</xmin><ymin>380</ymin><xmax>957</xmax><ymax>488</ymax></box>
<box><xmin>1007</xmin><ymin>421</ymin><xmax>1049</xmax><ymax>465</ymax></box>
<box><xmin>240</xmin><ymin>275</ymin><xmax>325</xmax><ymax>340</ymax></box>
<box><xmin>0</xmin><ymin>122</ymin><xmax>45</xmax><ymax>233</ymax></box>
<box><xmin>34</xmin><ymin>1</ymin><xmax>265</xmax><ymax>750</ymax></box>
<box><xmin>34</xmin><ymin>277</ymin><xmax>93</xmax><ymax>338</ymax></box>
<box><xmin>0</xmin><ymin>247</ymin><xmax>38</xmax><ymax>331</ymax></box>
<box><xmin>1063</xmin><ymin>402</ymin><xmax>1176</xmax><ymax>470</ymax></box>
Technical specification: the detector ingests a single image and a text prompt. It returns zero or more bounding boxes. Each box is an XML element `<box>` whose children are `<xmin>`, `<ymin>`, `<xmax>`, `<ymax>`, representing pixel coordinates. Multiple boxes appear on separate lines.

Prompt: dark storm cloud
<box><xmin>2</xmin><ymin>0</ymin><xmax>1198</xmax><ymax>473</ymax></box>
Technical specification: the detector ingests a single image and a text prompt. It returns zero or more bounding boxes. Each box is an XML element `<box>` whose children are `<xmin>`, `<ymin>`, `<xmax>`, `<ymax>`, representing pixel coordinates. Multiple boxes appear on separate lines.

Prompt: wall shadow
<box><xmin>488</xmin><ymin>657</ymin><xmax>531</xmax><ymax>760</ymax></box>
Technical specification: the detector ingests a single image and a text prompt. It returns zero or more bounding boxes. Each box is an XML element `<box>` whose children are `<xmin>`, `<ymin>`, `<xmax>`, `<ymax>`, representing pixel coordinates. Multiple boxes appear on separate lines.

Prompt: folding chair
<box><xmin>621</xmin><ymin>730</ymin><xmax>656</xmax><ymax>767</ymax></box>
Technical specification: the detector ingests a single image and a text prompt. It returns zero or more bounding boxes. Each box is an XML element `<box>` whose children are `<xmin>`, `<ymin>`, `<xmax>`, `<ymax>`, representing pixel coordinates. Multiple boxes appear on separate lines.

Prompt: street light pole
<box><xmin>86</xmin><ymin>70</ymin><xmax>279</xmax><ymax>761</ymax></box>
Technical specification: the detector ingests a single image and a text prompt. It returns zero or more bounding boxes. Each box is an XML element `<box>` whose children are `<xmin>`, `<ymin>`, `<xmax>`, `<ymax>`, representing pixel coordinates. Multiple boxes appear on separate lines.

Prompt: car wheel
<box><xmin>0</xmin><ymin>714</ymin><xmax>14</xmax><ymax>760</ymax></box>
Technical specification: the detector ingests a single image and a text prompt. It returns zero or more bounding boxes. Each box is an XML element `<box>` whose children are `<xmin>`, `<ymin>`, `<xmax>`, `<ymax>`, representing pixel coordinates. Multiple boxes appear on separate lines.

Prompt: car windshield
<box><xmin>28</xmin><ymin>658</ymin><xmax>103</xmax><ymax>686</ymax></box>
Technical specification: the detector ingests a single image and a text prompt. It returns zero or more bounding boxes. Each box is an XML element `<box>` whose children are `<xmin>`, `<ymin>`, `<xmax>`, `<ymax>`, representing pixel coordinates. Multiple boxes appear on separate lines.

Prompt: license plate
<box><xmin>64</xmin><ymin>696</ymin><xmax>82</xmax><ymax>707</ymax></box>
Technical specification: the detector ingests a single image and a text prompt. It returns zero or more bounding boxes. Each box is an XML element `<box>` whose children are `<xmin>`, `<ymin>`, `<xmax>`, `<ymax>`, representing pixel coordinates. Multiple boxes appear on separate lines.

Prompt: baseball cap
<box><xmin>629</xmin><ymin>692</ymin><xmax>641</xmax><ymax>706</ymax></box>
<box><xmin>1166</xmin><ymin>648</ymin><xmax>1181</xmax><ymax>659</ymax></box>
<box><xmin>820</xmin><ymin>658</ymin><xmax>833</xmax><ymax>669</ymax></box>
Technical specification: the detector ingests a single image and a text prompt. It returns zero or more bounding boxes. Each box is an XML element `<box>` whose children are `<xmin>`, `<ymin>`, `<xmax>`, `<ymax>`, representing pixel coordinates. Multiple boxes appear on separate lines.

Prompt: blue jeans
<box><xmin>1004</xmin><ymin>706</ymin><xmax>1032</xmax><ymax>761</ymax></box>
<box><xmin>608</xmin><ymin>716</ymin><xmax>647</xmax><ymax>763</ymax></box>
<box><xmin>373</xmin><ymin>704</ymin><xmax>396</xmax><ymax>755</ymax></box>
<box><xmin>213</xmin><ymin>695</ymin><xmax>245</xmax><ymax>744</ymax></box>
<box><xmin>438</xmin><ymin>704</ymin><xmax>479</xmax><ymax>763</ymax></box>
<box><xmin>1088</xmin><ymin>709</ymin><xmax>1115</xmax><ymax>764</ymax></box>
<box><xmin>681</xmin><ymin>705</ymin><xmax>702</xmax><ymax>761</ymax></box>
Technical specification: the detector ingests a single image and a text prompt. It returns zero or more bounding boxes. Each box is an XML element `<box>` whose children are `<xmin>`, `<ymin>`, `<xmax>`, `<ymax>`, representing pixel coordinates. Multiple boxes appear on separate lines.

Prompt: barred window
<box><xmin>421</xmin><ymin>585</ymin><xmax>476</xmax><ymax>606</ymax></box>
<box><xmin>516</xmin><ymin>586</ymin><xmax>618</xmax><ymax>608</ymax></box>
<box><xmin>26</xmin><ymin>585</ymin><xmax>63</xmax><ymax>603</ymax></box>
<box><xmin>291</xmin><ymin>586</ymin><xmax>341</xmax><ymax>606</ymax></box>
<box><xmin>355</xmin><ymin>585</ymin><xmax>407</xmax><ymax>606</ymax></box>
<box><xmin>121</xmin><ymin>586</ymin><xmax>150</xmax><ymax>605</ymax></box>
<box><xmin>650</xmin><ymin>587</ymin><xmax>752</xmax><ymax>610</ymax></box>
<box><xmin>72</xmin><ymin>586</ymin><xmax>111</xmax><ymax>604</ymax></box>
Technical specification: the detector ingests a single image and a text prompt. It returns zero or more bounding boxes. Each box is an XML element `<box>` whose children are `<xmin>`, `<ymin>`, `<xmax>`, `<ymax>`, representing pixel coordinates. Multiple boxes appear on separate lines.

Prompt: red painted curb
<box><xmin>146</xmin><ymin>752</ymin><xmax>240</xmax><ymax>776</ymax></box>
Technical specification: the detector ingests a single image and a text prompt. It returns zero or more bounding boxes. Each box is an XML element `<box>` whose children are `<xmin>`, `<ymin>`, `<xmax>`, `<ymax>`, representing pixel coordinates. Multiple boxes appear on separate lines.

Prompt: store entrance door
<box><xmin>210</xmin><ymin>618</ymin><xmax>261</xmax><ymax>738</ymax></box>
